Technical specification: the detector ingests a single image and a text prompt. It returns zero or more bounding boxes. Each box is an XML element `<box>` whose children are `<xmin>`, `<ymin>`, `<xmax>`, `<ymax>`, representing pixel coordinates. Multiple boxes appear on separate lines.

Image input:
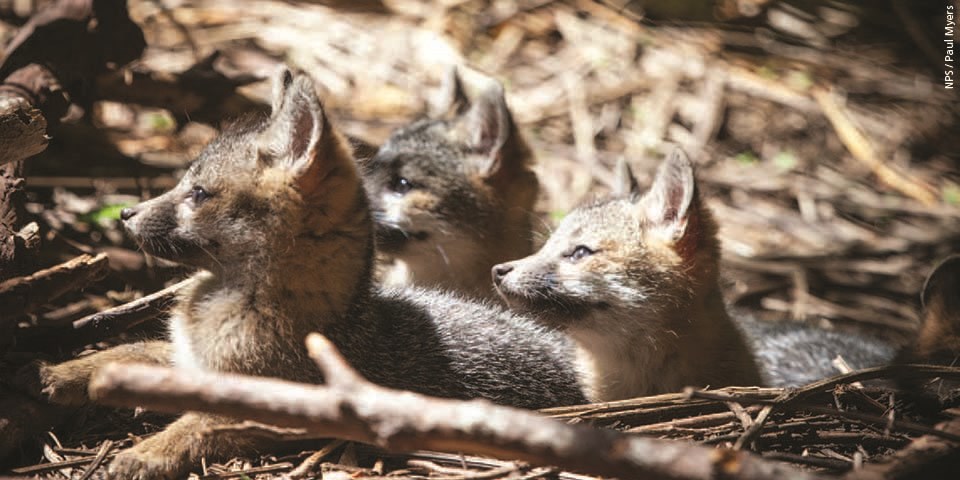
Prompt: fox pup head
<box><xmin>492</xmin><ymin>149</ymin><xmax>719</xmax><ymax>329</ymax></box>
<box><xmin>903</xmin><ymin>255</ymin><xmax>960</xmax><ymax>366</ymax></box>
<box><xmin>121</xmin><ymin>69</ymin><xmax>363</xmax><ymax>275</ymax></box>
<box><xmin>363</xmin><ymin>66</ymin><xmax>537</xmax><ymax>286</ymax></box>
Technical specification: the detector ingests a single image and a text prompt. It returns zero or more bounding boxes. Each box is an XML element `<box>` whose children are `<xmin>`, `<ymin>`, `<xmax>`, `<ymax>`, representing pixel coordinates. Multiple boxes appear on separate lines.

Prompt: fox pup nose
<box><xmin>120</xmin><ymin>207</ymin><xmax>137</xmax><ymax>221</ymax></box>
<box><xmin>492</xmin><ymin>263</ymin><xmax>514</xmax><ymax>284</ymax></box>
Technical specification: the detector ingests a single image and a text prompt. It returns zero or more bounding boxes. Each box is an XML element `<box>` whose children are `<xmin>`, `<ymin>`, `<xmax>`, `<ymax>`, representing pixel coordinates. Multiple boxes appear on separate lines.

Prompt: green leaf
<box><xmin>786</xmin><ymin>70</ymin><xmax>813</xmax><ymax>91</ymax></box>
<box><xmin>147</xmin><ymin>112</ymin><xmax>176</xmax><ymax>133</ymax></box>
<box><xmin>772</xmin><ymin>150</ymin><xmax>798</xmax><ymax>171</ymax></box>
<box><xmin>943</xmin><ymin>182</ymin><xmax>960</xmax><ymax>205</ymax></box>
<box><xmin>81</xmin><ymin>203</ymin><xmax>133</xmax><ymax>225</ymax></box>
<box><xmin>734</xmin><ymin>151</ymin><xmax>759</xmax><ymax>166</ymax></box>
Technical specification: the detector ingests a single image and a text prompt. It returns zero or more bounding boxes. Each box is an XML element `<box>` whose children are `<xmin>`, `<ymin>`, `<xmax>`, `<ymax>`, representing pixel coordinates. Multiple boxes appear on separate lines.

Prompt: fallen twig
<box><xmin>70</xmin><ymin>277</ymin><xmax>191</xmax><ymax>342</ymax></box>
<box><xmin>89</xmin><ymin>333</ymin><xmax>823</xmax><ymax>480</ymax></box>
<box><xmin>845</xmin><ymin>416</ymin><xmax>960</xmax><ymax>480</ymax></box>
<box><xmin>813</xmin><ymin>87</ymin><xmax>938</xmax><ymax>206</ymax></box>
<box><xmin>76</xmin><ymin>439</ymin><xmax>114</xmax><ymax>480</ymax></box>
<box><xmin>283</xmin><ymin>439</ymin><xmax>346</xmax><ymax>480</ymax></box>
<box><xmin>0</xmin><ymin>253</ymin><xmax>109</xmax><ymax>325</ymax></box>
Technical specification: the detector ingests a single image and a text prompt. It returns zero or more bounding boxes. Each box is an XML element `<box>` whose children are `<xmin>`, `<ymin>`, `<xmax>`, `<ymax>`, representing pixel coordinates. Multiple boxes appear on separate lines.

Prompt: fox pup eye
<box><xmin>390</xmin><ymin>176</ymin><xmax>414</xmax><ymax>195</ymax></box>
<box><xmin>191</xmin><ymin>186</ymin><xmax>212</xmax><ymax>205</ymax></box>
<box><xmin>566</xmin><ymin>245</ymin><xmax>595</xmax><ymax>261</ymax></box>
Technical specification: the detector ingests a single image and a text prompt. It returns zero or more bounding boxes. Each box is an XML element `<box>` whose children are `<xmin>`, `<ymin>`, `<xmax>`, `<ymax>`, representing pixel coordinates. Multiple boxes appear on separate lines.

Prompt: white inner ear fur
<box><xmin>260</xmin><ymin>76</ymin><xmax>325</xmax><ymax>176</ymax></box>
<box><xmin>637</xmin><ymin>154</ymin><xmax>695</xmax><ymax>241</ymax></box>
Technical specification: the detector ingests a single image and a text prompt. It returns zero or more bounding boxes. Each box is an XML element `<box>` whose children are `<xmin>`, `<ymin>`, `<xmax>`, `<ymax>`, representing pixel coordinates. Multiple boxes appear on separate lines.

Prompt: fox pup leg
<box><xmin>19</xmin><ymin>341</ymin><xmax>171</xmax><ymax>406</ymax></box>
<box><xmin>107</xmin><ymin>412</ymin><xmax>256</xmax><ymax>480</ymax></box>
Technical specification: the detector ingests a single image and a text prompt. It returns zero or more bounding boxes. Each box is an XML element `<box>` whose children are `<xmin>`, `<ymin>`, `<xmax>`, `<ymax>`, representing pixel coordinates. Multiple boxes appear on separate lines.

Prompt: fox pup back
<box><xmin>365</xmin><ymin>66</ymin><xmax>539</xmax><ymax>299</ymax></box>
<box><xmin>493</xmin><ymin>150</ymin><xmax>762</xmax><ymax>401</ymax></box>
<box><xmin>24</xmin><ymin>70</ymin><xmax>584</xmax><ymax>480</ymax></box>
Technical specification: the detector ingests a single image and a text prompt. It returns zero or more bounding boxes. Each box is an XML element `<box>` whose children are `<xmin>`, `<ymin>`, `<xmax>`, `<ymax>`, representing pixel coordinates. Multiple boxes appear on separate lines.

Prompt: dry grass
<box><xmin>2</xmin><ymin>0</ymin><xmax>959</xmax><ymax>478</ymax></box>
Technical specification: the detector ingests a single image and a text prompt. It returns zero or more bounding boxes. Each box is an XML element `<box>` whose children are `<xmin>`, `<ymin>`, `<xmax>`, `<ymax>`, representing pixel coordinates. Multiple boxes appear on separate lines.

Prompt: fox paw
<box><xmin>106</xmin><ymin>446</ymin><xmax>183</xmax><ymax>480</ymax></box>
<box><xmin>15</xmin><ymin>361</ymin><xmax>90</xmax><ymax>406</ymax></box>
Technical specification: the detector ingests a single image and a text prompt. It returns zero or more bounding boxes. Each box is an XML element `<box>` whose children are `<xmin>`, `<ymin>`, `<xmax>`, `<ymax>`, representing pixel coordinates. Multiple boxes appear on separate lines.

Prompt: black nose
<box><xmin>492</xmin><ymin>264</ymin><xmax>514</xmax><ymax>285</ymax></box>
<box><xmin>120</xmin><ymin>207</ymin><xmax>137</xmax><ymax>221</ymax></box>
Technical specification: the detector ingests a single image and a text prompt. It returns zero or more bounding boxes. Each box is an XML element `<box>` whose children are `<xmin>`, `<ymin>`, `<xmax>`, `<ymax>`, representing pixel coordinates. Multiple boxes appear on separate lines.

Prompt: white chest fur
<box><xmin>168</xmin><ymin>287</ymin><xmax>254</xmax><ymax>373</ymax></box>
<box><xmin>169</xmin><ymin>313</ymin><xmax>204</xmax><ymax>372</ymax></box>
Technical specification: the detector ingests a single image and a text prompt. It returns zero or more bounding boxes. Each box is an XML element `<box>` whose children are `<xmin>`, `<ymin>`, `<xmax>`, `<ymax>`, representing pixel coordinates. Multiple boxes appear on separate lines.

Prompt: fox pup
<box><xmin>24</xmin><ymin>70</ymin><xmax>585</xmax><ymax>480</ymax></box>
<box><xmin>902</xmin><ymin>255</ymin><xmax>960</xmax><ymax>367</ymax></box>
<box><xmin>742</xmin><ymin>316</ymin><xmax>897</xmax><ymax>387</ymax></box>
<box><xmin>749</xmin><ymin>255</ymin><xmax>960</xmax><ymax>388</ymax></box>
<box><xmin>364</xmin><ymin>66</ymin><xmax>539</xmax><ymax>299</ymax></box>
<box><xmin>492</xmin><ymin>150</ymin><xmax>763</xmax><ymax>402</ymax></box>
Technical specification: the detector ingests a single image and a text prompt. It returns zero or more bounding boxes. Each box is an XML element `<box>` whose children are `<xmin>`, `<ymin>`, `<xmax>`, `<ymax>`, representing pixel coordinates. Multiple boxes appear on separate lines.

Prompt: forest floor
<box><xmin>1</xmin><ymin>0</ymin><xmax>958</xmax><ymax>478</ymax></box>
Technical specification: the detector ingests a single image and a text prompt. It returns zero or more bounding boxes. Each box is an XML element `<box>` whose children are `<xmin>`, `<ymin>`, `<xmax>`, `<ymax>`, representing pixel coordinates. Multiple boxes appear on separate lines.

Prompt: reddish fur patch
<box><xmin>405</xmin><ymin>189</ymin><xmax>442</xmax><ymax>212</ymax></box>
<box><xmin>673</xmin><ymin>201</ymin><xmax>701</xmax><ymax>264</ymax></box>
<box><xmin>915</xmin><ymin>298</ymin><xmax>960</xmax><ymax>359</ymax></box>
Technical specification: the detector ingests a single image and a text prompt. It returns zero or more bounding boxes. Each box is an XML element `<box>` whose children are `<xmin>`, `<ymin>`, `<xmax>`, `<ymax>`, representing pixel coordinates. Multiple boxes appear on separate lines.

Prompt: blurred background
<box><xmin>1</xmin><ymin>0</ymin><xmax>958</xmax><ymax>349</ymax></box>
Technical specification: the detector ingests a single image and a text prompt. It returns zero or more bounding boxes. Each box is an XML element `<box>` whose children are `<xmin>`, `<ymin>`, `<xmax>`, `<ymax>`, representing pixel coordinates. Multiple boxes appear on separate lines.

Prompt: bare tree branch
<box><xmin>89</xmin><ymin>333</ymin><xmax>823</xmax><ymax>480</ymax></box>
<box><xmin>0</xmin><ymin>253</ymin><xmax>109</xmax><ymax>325</ymax></box>
<box><xmin>69</xmin><ymin>278</ymin><xmax>190</xmax><ymax>341</ymax></box>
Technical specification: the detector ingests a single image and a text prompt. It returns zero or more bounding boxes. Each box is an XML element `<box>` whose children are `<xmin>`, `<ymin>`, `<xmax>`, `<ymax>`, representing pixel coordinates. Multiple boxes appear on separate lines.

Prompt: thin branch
<box><xmin>70</xmin><ymin>278</ymin><xmax>191</xmax><ymax>341</ymax></box>
<box><xmin>813</xmin><ymin>87</ymin><xmax>938</xmax><ymax>206</ymax></box>
<box><xmin>283</xmin><ymin>439</ymin><xmax>345</xmax><ymax>480</ymax></box>
<box><xmin>0</xmin><ymin>253</ymin><xmax>109</xmax><ymax>324</ymax></box>
<box><xmin>844</xmin><ymin>417</ymin><xmax>960</xmax><ymax>480</ymax></box>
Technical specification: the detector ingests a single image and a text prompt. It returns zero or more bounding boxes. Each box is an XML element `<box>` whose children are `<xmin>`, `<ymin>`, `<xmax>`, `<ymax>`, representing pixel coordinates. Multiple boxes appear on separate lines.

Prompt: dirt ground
<box><xmin>1</xmin><ymin>0</ymin><xmax>959</xmax><ymax>478</ymax></box>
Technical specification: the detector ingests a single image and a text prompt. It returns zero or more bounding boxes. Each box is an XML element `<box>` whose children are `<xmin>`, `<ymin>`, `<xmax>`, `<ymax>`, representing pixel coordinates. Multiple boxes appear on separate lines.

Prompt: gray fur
<box><xmin>493</xmin><ymin>150</ymin><xmax>763</xmax><ymax>401</ymax></box>
<box><xmin>739</xmin><ymin>316</ymin><xmax>898</xmax><ymax>387</ymax></box>
<box><xmin>335</xmin><ymin>287</ymin><xmax>585</xmax><ymax>408</ymax></box>
<box><xmin>363</xmin><ymin>67</ymin><xmax>538</xmax><ymax>298</ymax></box>
<box><xmin>126</xmin><ymin>70</ymin><xmax>585</xmax><ymax>410</ymax></box>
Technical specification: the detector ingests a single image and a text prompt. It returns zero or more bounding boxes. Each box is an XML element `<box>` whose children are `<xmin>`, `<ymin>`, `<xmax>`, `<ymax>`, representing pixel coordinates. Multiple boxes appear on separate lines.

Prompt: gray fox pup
<box><xmin>748</xmin><ymin>254</ymin><xmax>960</xmax><ymax>388</ymax></box>
<box><xmin>492</xmin><ymin>149</ymin><xmax>763</xmax><ymax>402</ymax></box>
<box><xmin>364</xmin><ymin>66</ymin><xmax>539</xmax><ymax>299</ymax></box>
<box><xmin>901</xmin><ymin>254</ymin><xmax>960</xmax><ymax>367</ymax></box>
<box><xmin>23</xmin><ymin>69</ymin><xmax>585</xmax><ymax>480</ymax></box>
<box><xmin>741</xmin><ymin>255</ymin><xmax>960</xmax><ymax>387</ymax></box>
<box><xmin>741</xmin><ymin>316</ymin><xmax>897</xmax><ymax>387</ymax></box>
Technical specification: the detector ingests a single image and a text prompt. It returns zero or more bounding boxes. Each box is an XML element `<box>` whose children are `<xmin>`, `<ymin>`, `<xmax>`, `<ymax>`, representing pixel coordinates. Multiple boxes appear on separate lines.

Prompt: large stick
<box><xmin>0</xmin><ymin>253</ymin><xmax>109</xmax><ymax>324</ymax></box>
<box><xmin>89</xmin><ymin>333</ymin><xmax>822</xmax><ymax>480</ymax></box>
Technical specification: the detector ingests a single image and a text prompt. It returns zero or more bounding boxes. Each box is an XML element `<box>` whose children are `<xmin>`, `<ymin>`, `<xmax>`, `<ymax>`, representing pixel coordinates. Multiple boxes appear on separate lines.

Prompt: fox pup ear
<box><xmin>260</xmin><ymin>70</ymin><xmax>345</xmax><ymax>196</ymax></box>
<box><xmin>921</xmin><ymin>255</ymin><xmax>960</xmax><ymax>315</ymax></box>
<box><xmin>270</xmin><ymin>67</ymin><xmax>295</xmax><ymax>115</ymax></box>
<box><xmin>431</xmin><ymin>66</ymin><xmax>471</xmax><ymax>118</ymax></box>
<box><xmin>638</xmin><ymin>148</ymin><xmax>697</xmax><ymax>240</ymax></box>
<box><xmin>613</xmin><ymin>158</ymin><xmax>641</xmax><ymax>197</ymax></box>
<box><xmin>910</xmin><ymin>255</ymin><xmax>960</xmax><ymax>361</ymax></box>
<box><xmin>456</xmin><ymin>78</ymin><xmax>521</xmax><ymax>180</ymax></box>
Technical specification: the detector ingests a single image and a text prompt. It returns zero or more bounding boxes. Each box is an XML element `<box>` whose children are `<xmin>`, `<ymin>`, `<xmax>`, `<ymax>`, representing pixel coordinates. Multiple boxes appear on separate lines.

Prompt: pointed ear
<box><xmin>461</xmin><ymin>84</ymin><xmax>510</xmax><ymax>153</ymax></box>
<box><xmin>911</xmin><ymin>255</ymin><xmax>960</xmax><ymax>360</ymax></box>
<box><xmin>456</xmin><ymin>82</ymin><xmax>518</xmax><ymax>180</ymax></box>
<box><xmin>270</xmin><ymin>67</ymin><xmax>295</xmax><ymax>114</ymax></box>
<box><xmin>613</xmin><ymin>158</ymin><xmax>641</xmax><ymax>197</ymax></box>
<box><xmin>431</xmin><ymin>66</ymin><xmax>470</xmax><ymax>118</ymax></box>
<box><xmin>638</xmin><ymin>149</ymin><xmax>696</xmax><ymax>239</ymax></box>
<box><xmin>922</xmin><ymin>255</ymin><xmax>960</xmax><ymax>312</ymax></box>
<box><xmin>259</xmin><ymin>71</ymin><xmax>345</xmax><ymax>197</ymax></box>
<box><xmin>260</xmin><ymin>71</ymin><xmax>325</xmax><ymax>171</ymax></box>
